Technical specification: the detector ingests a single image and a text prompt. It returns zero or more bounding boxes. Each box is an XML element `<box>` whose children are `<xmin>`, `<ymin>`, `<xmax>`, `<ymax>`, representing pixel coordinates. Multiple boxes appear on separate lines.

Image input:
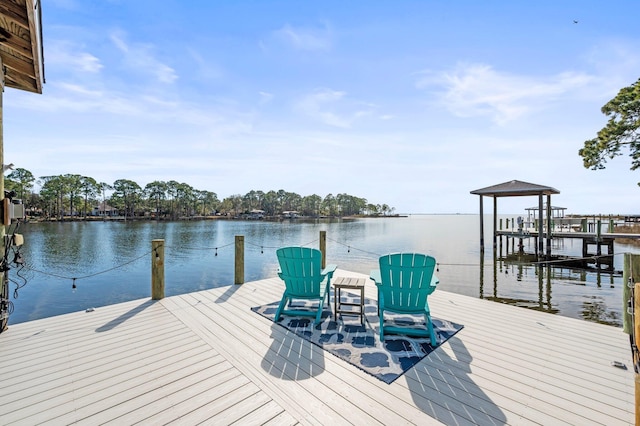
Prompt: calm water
<box><xmin>7</xmin><ymin>215</ymin><xmax>637</xmax><ymax>326</ymax></box>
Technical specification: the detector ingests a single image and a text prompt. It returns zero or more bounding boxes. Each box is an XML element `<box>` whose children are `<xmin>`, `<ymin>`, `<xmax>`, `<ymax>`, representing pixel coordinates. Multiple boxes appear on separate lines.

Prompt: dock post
<box><xmin>479</xmin><ymin>196</ymin><xmax>484</xmax><ymax>253</ymax></box>
<box><xmin>493</xmin><ymin>196</ymin><xmax>497</xmax><ymax>251</ymax></box>
<box><xmin>151</xmin><ymin>239</ymin><xmax>165</xmax><ymax>300</ymax></box>
<box><xmin>319</xmin><ymin>230</ymin><xmax>327</xmax><ymax>269</ymax></box>
<box><xmin>596</xmin><ymin>220</ymin><xmax>602</xmax><ymax>260</ymax></box>
<box><xmin>235</xmin><ymin>235</ymin><xmax>244</xmax><ymax>284</ymax></box>
<box><xmin>635</xmin><ymin>279</ymin><xmax>640</xmax><ymax>426</ymax></box>
<box><xmin>622</xmin><ymin>254</ymin><xmax>640</xmax><ymax>425</ymax></box>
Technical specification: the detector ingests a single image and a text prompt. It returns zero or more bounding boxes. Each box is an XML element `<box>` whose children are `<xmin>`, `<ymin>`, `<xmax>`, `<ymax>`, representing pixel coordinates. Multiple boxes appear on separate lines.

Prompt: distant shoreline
<box><xmin>23</xmin><ymin>213</ymin><xmax>410</xmax><ymax>223</ymax></box>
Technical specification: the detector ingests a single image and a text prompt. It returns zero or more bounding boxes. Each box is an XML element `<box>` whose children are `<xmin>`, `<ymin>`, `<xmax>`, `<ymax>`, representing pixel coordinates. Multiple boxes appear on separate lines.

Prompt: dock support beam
<box><xmin>493</xmin><ymin>196</ymin><xmax>497</xmax><ymax>251</ymax></box>
<box><xmin>235</xmin><ymin>235</ymin><xmax>244</xmax><ymax>284</ymax></box>
<box><xmin>320</xmin><ymin>230</ymin><xmax>327</xmax><ymax>269</ymax></box>
<box><xmin>538</xmin><ymin>194</ymin><xmax>544</xmax><ymax>257</ymax></box>
<box><xmin>0</xmin><ymin>72</ymin><xmax>5</xmax><ymax>333</ymax></box>
<box><xmin>546</xmin><ymin>194</ymin><xmax>552</xmax><ymax>258</ymax></box>
<box><xmin>623</xmin><ymin>254</ymin><xmax>640</xmax><ymax>425</ymax></box>
<box><xmin>151</xmin><ymin>239</ymin><xmax>165</xmax><ymax>300</ymax></box>
<box><xmin>479</xmin><ymin>195</ymin><xmax>484</xmax><ymax>253</ymax></box>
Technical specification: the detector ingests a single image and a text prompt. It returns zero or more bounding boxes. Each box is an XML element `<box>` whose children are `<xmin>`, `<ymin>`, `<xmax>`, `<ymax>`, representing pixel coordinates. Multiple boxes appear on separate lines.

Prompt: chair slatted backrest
<box><xmin>378</xmin><ymin>253</ymin><xmax>437</xmax><ymax>313</ymax></box>
<box><xmin>276</xmin><ymin>247</ymin><xmax>323</xmax><ymax>297</ymax></box>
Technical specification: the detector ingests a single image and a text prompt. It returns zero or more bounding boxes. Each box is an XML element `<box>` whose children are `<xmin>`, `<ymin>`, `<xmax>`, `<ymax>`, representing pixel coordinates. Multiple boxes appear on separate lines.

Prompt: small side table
<box><xmin>333</xmin><ymin>277</ymin><xmax>366</xmax><ymax>324</ymax></box>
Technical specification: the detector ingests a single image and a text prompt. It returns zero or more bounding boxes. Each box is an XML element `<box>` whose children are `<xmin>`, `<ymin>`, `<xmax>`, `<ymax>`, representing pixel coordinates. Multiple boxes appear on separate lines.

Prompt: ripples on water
<box><xmin>8</xmin><ymin>215</ymin><xmax>636</xmax><ymax>327</ymax></box>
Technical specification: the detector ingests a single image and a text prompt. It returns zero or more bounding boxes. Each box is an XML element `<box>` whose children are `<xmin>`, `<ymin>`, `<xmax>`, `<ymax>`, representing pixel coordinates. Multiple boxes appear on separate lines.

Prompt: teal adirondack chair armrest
<box><xmin>321</xmin><ymin>264</ymin><xmax>338</xmax><ymax>299</ymax></box>
<box><xmin>370</xmin><ymin>269</ymin><xmax>382</xmax><ymax>315</ymax></box>
<box><xmin>322</xmin><ymin>264</ymin><xmax>338</xmax><ymax>277</ymax></box>
<box><xmin>431</xmin><ymin>274</ymin><xmax>439</xmax><ymax>287</ymax></box>
<box><xmin>369</xmin><ymin>269</ymin><xmax>381</xmax><ymax>286</ymax></box>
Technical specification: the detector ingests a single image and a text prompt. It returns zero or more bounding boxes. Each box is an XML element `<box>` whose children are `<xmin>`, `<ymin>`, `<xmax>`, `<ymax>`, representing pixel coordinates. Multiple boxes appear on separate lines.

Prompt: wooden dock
<box><xmin>0</xmin><ymin>270</ymin><xmax>635</xmax><ymax>425</ymax></box>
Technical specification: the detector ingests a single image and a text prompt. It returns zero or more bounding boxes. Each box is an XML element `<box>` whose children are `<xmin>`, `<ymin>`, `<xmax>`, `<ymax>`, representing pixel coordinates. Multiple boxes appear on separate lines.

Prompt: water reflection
<box><xmin>479</xmin><ymin>247</ymin><xmax>621</xmax><ymax>326</ymax></box>
<box><xmin>9</xmin><ymin>215</ymin><xmax>636</xmax><ymax>326</ymax></box>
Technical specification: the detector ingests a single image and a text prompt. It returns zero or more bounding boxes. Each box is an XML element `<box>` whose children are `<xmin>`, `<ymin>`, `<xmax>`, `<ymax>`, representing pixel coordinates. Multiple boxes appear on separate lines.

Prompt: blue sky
<box><xmin>5</xmin><ymin>1</ymin><xmax>640</xmax><ymax>214</ymax></box>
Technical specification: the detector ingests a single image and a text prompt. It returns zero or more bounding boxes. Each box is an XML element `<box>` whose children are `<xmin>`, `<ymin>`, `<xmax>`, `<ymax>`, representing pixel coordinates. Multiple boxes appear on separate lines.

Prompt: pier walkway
<box><xmin>0</xmin><ymin>270</ymin><xmax>635</xmax><ymax>425</ymax></box>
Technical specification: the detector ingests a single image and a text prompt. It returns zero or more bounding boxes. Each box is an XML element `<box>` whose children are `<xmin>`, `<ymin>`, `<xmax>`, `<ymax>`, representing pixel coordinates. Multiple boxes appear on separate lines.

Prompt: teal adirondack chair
<box><xmin>275</xmin><ymin>247</ymin><xmax>338</xmax><ymax>325</ymax></box>
<box><xmin>370</xmin><ymin>253</ymin><xmax>439</xmax><ymax>345</ymax></box>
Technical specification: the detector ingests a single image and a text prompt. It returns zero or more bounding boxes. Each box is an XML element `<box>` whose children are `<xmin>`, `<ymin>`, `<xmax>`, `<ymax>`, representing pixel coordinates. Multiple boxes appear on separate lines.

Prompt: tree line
<box><xmin>4</xmin><ymin>169</ymin><xmax>395</xmax><ymax>220</ymax></box>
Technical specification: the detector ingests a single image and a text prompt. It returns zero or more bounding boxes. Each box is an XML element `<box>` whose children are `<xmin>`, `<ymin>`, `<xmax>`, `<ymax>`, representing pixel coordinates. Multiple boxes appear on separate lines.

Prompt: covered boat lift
<box><xmin>470</xmin><ymin>180</ymin><xmax>560</xmax><ymax>258</ymax></box>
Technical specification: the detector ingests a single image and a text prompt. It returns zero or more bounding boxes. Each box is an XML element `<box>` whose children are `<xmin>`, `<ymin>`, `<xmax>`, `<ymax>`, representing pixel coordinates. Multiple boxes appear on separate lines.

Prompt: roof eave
<box><xmin>0</xmin><ymin>0</ymin><xmax>44</xmax><ymax>94</ymax></box>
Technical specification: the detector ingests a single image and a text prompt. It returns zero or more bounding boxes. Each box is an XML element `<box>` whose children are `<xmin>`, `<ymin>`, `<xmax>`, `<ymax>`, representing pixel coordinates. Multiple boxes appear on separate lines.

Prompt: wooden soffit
<box><xmin>0</xmin><ymin>0</ymin><xmax>44</xmax><ymax>93</ymax></box>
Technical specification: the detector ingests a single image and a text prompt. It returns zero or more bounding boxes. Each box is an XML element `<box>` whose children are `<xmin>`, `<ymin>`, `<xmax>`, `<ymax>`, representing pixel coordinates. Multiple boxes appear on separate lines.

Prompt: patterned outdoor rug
<box><xmin>251</xmin><ymin>295</ymin><xmax>463</xmax><ymax>384</ymax></box>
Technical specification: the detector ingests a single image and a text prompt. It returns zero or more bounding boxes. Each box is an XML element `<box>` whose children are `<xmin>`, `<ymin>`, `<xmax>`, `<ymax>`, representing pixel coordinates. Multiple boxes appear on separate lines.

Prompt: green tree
<box><xmin>579</xmin><ymin>78</ymin><xmax>640</xmax><ymax>182</ymax></box>
<box><xmin>63</xmin><ymin>174</ymin><xmax>83</xmax><ymax>218</ymax></box>
<box><xmin>322</xmin><ymin>193</ymin><xmax>337</xmax><ymax>216</ymax></box>
<box><xmin>367</xmin><ymin>203</ymin><xmax>379</xmax><ymax>215</ymax></box>
<box><xmin>39</xmin><ymin>175</ymin><xmax>67</xmax><ymax>220</ymax></box>
<box><xmin>175</xmin><ymin>182</ymin><xmax>195</xmax><ymax>217</ymax></box>
<box><xmin>196</xmin><ymin>190</ymin><xmax>219</xmax><ymax>215</ymax></box>
<box><xmin>145</xmin><ymin>181</ymin><xmax>167</xmax><ymax>220</ymax></box>
<box><xmin>262</xmin><ymin>190</ymin><xmax>278</xmax><ymax>216</ymax></box>
<box><xmin>97</xmin><ymin>182</ymin><xmax>113</xmax><ymax>218</ymax></box>
<box><xmin>79</xmin><ymin>176</ymin><xmax>98</xmax><ymax>218</ymax></box>
<box><xmin>165</xmin><ymin>180</ymin><xmax>180</xmax><ymax>219</ymax></box>
<box><xmin>112</xmin><ymin>179</ymin><xmax>142</xmax><ymax>219</ymax></box>
<box><xmin>301</xmin><ymin>194</ymin><xmax>322</xmax><ymax>216</ymax></box>
<box><xmin>6</xmin><ymin>168</ymin><xmax>35</xmax><ymax>202</ymax></box>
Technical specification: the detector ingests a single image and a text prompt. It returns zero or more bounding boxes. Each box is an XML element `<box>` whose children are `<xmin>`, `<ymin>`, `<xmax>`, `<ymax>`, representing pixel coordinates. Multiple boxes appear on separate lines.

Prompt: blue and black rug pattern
<box><xmin>251</xmin><ymin>295</ymin><xmax>463</xmax><ymax>384</ymax></box>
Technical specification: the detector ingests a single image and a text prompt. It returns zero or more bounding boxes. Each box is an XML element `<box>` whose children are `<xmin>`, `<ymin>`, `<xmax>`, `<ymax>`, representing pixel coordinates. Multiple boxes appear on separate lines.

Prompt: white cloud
<box><xmin>295</xmin><ymin>88</ymin><xmax>375</xmax><ymax>128</ymax></box>
<box><xmin>274</xmin><ymin>23</ymin><xmax>333</xmax><ymax>51</ymax></box>
<box><xmin>259</xmin><ymin>91</ymin><xmax>274</xmax><ymax>104</ymax></box>
<box><xmin>582</xmin><ymin>40</ymin><xmax>640</xmax><ymax>93</ymax></box>
<box><xmin>416</xmin><ymin>63</ymin><xmax>594</xmax><ymax>125</ymax></box>
<box><xmin>110</xmin><ymin>31</ymin><xmax>178</xmax><ymax>84</ymax></box>
<box><xmin>46</xmin><ymin>41</ymin><xmax>103</xmax><ymax>73</ymax></box>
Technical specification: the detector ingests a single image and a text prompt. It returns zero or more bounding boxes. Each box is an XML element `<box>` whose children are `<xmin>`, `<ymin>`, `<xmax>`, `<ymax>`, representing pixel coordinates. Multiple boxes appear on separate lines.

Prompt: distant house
<box><xmin>282</xmin><ymin>211</ymin><xmax>299</xmax><ymax>219</ymax></box>
<box><xmin>92</xmin><ymin>201</ymin><xmax>119</xmax><ymax>217</ymax></box>
<box><xmin>248</xmin><ymin>209</ymin><xmax>265</xmax><ymax>219</ymax></box>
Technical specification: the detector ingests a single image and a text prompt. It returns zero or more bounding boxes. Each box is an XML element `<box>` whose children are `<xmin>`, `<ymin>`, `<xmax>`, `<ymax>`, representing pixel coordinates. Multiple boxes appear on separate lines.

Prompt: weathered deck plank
<box><xmin>0</xmin><ymin>270</ymin><xmax>634</xmax><ymax>425</ymax></box>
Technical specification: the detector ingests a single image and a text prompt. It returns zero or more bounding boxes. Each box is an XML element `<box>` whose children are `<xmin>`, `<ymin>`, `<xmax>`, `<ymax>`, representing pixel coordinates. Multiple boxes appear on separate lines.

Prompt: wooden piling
<box><xmin>635</xmin><ymin>280</ymin><xmax>640</xmax><ymax>426</ymax></box>
<box><xmin>151</xmin><ymin>239</ymin><xmax>165</xmax><ymax>300</ymax></box>
<box><xmin>235</xmin><ymin>235</ymin><xmax>244</xmax><ymax>285</ymax></box>
<box><xmin>320</xmin><ymin>230</ymin><xmax>327</xmax><ymax>269</ymax></box>
<box><xmin>623</xmin><ymin>253</ymin><xmax>640</xmax><ymax>425</ymax></box>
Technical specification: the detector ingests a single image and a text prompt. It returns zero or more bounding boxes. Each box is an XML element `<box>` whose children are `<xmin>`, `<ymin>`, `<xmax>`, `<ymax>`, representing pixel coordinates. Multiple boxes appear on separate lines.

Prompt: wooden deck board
<box><xmin>183</xmin><ymin>281</ymin><xmax>496</xmax><ymax>425</ymax></box>
<box><xmin>0</xmin><ymin>270</ymin><xmax>634</xmax><ymax>425</ymax></box>
<box><xmin>175</xmin><ymin>290</ymin><xmax>424</xmax><ymax>425</ymax></box>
